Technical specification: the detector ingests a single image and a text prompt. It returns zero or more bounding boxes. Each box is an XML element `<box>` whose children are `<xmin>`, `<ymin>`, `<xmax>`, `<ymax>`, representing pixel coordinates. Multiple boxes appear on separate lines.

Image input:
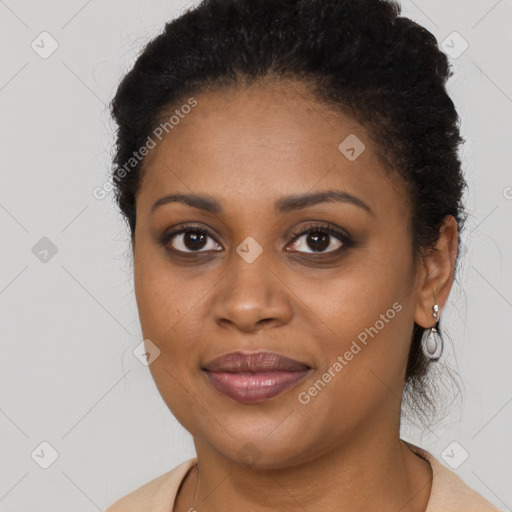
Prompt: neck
<box><xmin>174</xmin><ymin>435</ymin><xmax>432</xmax><ymax>512</ymax></box>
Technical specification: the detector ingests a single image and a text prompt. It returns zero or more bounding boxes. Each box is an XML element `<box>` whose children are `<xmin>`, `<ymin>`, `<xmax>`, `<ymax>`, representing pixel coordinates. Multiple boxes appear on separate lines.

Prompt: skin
<box><xmin>132</xmin><ymin>80</ymin><xmax>459</xmax><ymax>512</ymax></box>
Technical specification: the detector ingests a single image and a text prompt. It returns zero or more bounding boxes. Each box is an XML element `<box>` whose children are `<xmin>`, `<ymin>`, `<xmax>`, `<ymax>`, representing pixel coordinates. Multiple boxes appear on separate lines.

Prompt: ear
<box><xmin>414</xmin><ymin>215</ymin><xmax>459</xmax><ymax>328</ymax></box>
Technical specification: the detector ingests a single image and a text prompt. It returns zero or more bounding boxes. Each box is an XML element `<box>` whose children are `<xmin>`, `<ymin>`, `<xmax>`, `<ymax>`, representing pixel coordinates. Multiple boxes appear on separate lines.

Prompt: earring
<box><xmin>421</xmin><ymin>304</ymin><xmax>443</xmax><ymax>360</ymax></box>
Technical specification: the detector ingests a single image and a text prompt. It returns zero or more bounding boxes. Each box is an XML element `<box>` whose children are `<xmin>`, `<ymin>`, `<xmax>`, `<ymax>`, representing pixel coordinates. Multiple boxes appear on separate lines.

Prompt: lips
<box><xmin>202</xmin><ymin>351</ymin><xmax>312</xmax><ymax>404</ymax></box>
<box><xmin>203</xmin><ymin>351</ymin><xmax>310</xmax><ymax>373</ymax></box>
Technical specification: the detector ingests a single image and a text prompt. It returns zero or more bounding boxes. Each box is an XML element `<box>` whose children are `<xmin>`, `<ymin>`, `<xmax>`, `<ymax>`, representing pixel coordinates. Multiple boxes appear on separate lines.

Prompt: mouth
<box><xmin>202</xmin><ymin>351</ymin><xmax>312</xmax><ymax>404</ymax></box>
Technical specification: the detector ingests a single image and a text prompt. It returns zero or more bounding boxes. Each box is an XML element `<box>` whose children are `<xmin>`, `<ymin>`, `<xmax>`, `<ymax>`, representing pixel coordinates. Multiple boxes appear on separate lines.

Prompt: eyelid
<box><xmin>287</xmin><ymin>221</ymin><xmax>351</xmax><ymax>243</ymax></box>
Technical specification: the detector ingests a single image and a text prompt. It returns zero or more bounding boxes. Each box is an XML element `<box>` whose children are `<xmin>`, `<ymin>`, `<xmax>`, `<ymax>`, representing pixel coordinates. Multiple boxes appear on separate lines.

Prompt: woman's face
<box><xmin>133</xmin><ymin>82</ymin><xmax>439</xmax><ymax>468</ymax></box>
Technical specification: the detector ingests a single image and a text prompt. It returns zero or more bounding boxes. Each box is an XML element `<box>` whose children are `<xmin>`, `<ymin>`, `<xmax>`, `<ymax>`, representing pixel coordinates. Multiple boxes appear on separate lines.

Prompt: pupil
<box><xmin>308</xmin><ymin>232</ymin><xmax>328</xmax><ymax>251</ymax></box>
<box><xmin>185</xmin><ymin>231</ymin><xmax>206</xmax><ymax>250</ymax></box>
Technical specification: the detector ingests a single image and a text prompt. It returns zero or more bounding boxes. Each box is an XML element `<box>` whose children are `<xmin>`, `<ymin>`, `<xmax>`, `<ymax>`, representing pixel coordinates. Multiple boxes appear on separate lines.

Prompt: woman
<box><xmin>105</xmin><ymin>0</ymin><xmax>502</xmax><ymax>510</ymax></box>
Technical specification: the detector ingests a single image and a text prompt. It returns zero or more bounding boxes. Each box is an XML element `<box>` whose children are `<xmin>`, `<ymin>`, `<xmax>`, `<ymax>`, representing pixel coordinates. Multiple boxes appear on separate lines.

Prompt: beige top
<box><xmin>105</xmin><ymin>442</ymin><xmax>503</xmax><ymax>511</ymax></box>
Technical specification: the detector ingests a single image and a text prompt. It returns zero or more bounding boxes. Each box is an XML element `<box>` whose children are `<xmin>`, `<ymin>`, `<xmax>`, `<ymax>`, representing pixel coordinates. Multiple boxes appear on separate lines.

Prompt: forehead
<box><xmin>137</xmin><ymin>82</ymin><xmax>406</xmax><ymax>219</ymax></box>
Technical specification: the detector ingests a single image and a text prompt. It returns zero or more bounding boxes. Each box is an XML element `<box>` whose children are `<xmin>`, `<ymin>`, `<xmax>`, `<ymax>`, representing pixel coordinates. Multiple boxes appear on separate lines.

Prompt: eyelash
<box><xmin>159</xmin><ymin>222</ymin><xmax>353</xmax><ymax>257</ymax></box>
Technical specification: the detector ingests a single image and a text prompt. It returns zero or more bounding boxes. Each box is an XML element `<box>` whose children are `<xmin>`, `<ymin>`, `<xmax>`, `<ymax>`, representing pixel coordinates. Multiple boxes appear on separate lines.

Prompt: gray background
<box><xmin>0</xmin><ymin>0</ymin><xmax>511</xmax><ymax>510</ymax></box>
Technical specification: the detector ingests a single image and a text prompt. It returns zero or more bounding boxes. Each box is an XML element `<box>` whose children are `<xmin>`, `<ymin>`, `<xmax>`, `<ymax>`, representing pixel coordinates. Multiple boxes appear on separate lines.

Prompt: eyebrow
<box><xmin>151</xmin><ymin>190</ymin><xmax>373</xmax><ymax>216</ymax></box>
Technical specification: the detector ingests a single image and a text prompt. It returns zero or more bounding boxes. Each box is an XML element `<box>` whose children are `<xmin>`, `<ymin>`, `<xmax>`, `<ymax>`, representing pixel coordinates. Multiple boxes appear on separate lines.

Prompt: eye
<box><xmin>159</xmin><ymin>222</ymin><xmax>352</xmax><ymax>256</ymax></box>
<box><xmin>286</xmin><ymin>223</ymin><xmax>351</xmax><ymax>254</ymax></box>
<box><xmin>160</xmin><ymin>225</ymin><xmax>222</xmax><ymax>254</ymax></box>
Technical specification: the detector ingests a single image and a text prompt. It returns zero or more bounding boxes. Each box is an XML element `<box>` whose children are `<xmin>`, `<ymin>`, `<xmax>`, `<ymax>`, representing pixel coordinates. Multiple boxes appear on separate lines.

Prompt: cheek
<box><xmin>306</xmin><ymin>251</ymin><xmax>412</xmax><ymax>375</ymax></box>
<box><xmin>134</xmin><ymin>241</ymin><xmax>188</xmax><ymax>332</ymax></box>
<box><xmin>305</xmin><ymin>262</ymin><xmax>397</xmax><ymax>329</ymax></box>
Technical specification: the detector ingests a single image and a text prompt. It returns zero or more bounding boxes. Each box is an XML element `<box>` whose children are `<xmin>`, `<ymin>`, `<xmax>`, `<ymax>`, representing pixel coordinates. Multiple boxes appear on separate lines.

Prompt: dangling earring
<box><xmin>421</xmin><ymin>304</ymin><xmax>443</xmax><ymax>360</ymax></box>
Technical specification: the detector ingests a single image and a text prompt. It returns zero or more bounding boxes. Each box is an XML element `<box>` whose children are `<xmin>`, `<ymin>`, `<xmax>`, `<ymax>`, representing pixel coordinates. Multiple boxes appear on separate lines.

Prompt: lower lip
<box><xmin>204</xmin><ymin>370</ymin><xmax>311</xmax><ymax>404</ymax></box>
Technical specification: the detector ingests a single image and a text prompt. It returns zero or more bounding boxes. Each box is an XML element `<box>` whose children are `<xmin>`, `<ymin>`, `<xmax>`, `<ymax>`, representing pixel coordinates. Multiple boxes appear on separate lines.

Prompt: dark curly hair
<box><xmin>110</xmin><ymin>0</ymin><xmax>467</xmax><ymax>428</ymax></box>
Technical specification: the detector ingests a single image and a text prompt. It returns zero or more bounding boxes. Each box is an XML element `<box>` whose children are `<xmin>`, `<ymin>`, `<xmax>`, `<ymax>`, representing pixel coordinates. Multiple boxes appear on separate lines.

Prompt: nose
<box><xmin>211</xmin><ymin>250</ymin><xmax>293</xmax><ymax>332</ymax></box>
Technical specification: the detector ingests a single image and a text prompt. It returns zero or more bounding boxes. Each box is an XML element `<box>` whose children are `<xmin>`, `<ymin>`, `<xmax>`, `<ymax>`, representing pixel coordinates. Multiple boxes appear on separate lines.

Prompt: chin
<box><xmin>196</xmin><ymin>423</ymin><xmax>318</xmax><ymax>470</ymax></box>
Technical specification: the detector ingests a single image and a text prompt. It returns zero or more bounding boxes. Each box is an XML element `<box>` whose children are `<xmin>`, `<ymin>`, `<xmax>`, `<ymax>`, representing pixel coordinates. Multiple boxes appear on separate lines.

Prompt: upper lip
<box><xmin>202</xmin><ymin>351</ymin><xmax>311</xmax><ymax>373</ymax></box>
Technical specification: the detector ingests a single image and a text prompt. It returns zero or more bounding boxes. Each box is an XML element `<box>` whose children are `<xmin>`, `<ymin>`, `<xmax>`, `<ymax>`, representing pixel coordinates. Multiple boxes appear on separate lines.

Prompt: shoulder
<box><xmin>105</xmin><ymin>457</ymin><xmax>197</xmax><ymax>512</ymax></box>
<box><xmin>405</xmin><ymin>441</ymin><xmax>503</xmax><ymax>512</ymax></box>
